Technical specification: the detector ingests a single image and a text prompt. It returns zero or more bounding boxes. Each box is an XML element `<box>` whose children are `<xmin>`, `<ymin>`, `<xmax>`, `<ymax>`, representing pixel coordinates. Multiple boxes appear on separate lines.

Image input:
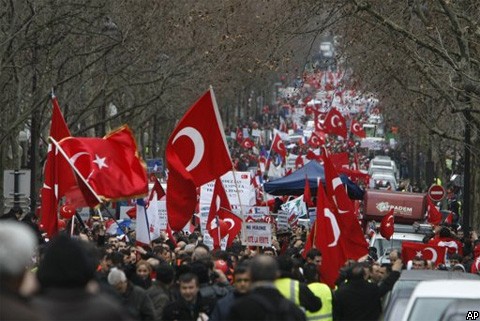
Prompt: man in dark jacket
<box><xmin>227</xmin><ymin>255</ymin><xmax>306</xmax><ymax>321</ymax></box>
<box><xmin>210</xmin><ymin>260</ymin><xmax>251</xmax><ymax>321</ymax></box>
<box><xmin>163</xmin><ymin>272</ymin><xmax>215</xmax><ymax>321</ymax></box>
<box><xmin>108</xmin><ymin>267</ymin><xmax>156</xmax><ymax>321</ymax></box>
<box><xmin>147</xmin><ymin>262</ymin><xmax>175</xmax><ymax>320</ymax></box>
<box><xmin>32</xmin><ymin>234</ymin><xmax>133</xmax><ymax>321</ymax></box>
<box><xmin>333</xmin><ymin>258</ymin><xmax>403</xmax><ymax>321</ymax></box>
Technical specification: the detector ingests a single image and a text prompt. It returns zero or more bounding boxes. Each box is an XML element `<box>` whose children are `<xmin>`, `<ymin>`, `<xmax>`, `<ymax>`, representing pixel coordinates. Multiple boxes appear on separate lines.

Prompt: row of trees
<box><xmin>1</xmin><ymin>0</ymin><xmax>478</xmax><ymax>231</ymax></box>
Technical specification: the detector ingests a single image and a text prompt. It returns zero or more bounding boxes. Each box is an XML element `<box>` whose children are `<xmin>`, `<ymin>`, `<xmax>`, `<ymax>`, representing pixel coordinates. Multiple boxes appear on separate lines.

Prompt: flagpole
<box><xmin>216</xmin><ymin>215</ymin><xmax>221</xmax><ymax>249</ymax></box>
<box><xmin>70</xmin><ymin>215</ymin><xmax>75</xmax><ymax>236</ymax></box>
<box><xmin>49</xmin><ymin>137</ymin><xmax>131</xmax><ymax>240</ymax></box>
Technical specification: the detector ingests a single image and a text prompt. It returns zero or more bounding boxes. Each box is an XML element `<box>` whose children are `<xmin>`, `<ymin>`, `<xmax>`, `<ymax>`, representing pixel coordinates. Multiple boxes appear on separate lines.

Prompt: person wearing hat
<box><xmin>32</xmin><ymin>234</ymin><xmax>132</xmax><ymax>320</ymax></box>
<box><xmin>0</xmin><ymin>221</ymin><xmax>48</xmax><ymax>321</ymax></box>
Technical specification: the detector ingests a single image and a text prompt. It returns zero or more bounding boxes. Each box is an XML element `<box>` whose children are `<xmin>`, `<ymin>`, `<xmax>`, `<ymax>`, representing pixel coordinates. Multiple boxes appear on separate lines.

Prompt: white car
<box><xmin>400</xmin><ymin>280</ymin><xmax>480</xmax><ymax>321</ymax></box>
<box><xmin>370</xmin><ymin>172</ymin><xmax>398</xmax><ymax>191</ymax></box>
<box><xmin>369</xmin><ymin>157</ymin><xmax>399</xmax><ymax>180</ymax></box>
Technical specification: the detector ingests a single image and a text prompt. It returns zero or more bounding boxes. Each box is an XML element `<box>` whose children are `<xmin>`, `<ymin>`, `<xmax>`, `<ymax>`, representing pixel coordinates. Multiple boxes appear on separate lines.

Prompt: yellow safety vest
<box><xmin>306</xmin><ymin>282</ymin><xmax>333</xmax><ymax>321</ymax></box>
<box><xmin>275</xmin><ymin>278</ymin><xmax>300</xmax><ymax>306</ymax></box>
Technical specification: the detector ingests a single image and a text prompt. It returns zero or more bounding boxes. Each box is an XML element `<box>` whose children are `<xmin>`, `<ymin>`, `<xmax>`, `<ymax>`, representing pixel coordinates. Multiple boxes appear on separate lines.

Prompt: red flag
<box><xmin>315</xmin><ymin>181</ymin><xmax>347</xmax><ymax>288</ymax></box>
<box><xmin>401</xmin><ymin>241</ymin><xmax>447</xmax><ymax>266</ymax></box>
<box><xmin>306</xmin><ymin>150</ymin><xmax>322</xmax><ymax>161</ymax></box>
<box><xmin>241</xmin><ymin>137</ymin><xmax>255</xmax><ymax>149</ymax></box>
<box><xmin>330</xmin><ymin>152</ymin><xmax>350</xmax><ymax>171</ymax></box>
<box><xmin>206</xmin><ymin>180</ymin><xmax>242</xmax><ymax>247</ymax></box>
<box><xmin>149</xmin><ymin>178</ymin><xmax>166</xmax><ymax>201</ymax></box>
<box><xmin>350</xmin><ymin>119</ymin><xmax>366</xmax><ymax>138</ymax></box>
<box><xmin>308</xmin><ymin>131</ymin><xmax>325</xmax><ymax>148</ymax></box>
<box><xmin>166</xmin><ymin>89</ymin><xmax>232</xmax><ymax>230</ymax></box>
<box><xmin>323</xmin><ymin>108</ymin><xmax>347</xmax><ymax>138</ymax></box>
<box><xmin>271</xmin><ymin>133</ymin><xmax>287</xmax><ymax>159</ymax></box>
<box><xmin>295</xmin><ymin>154</ymin><xmax>304</xmax><ymax>169</ymax></box>
<box><xmin>380</xmin><ymin>209</ymin><xmax>394</xmax><ymax>240</ymax></box>
<box><xmin>236</xmin><ymin>127</ymin><xmax>244</xmax><ymax>144</ymax></box>
<box><xmin>40</xmin><ymin>95</ymin><xmax>77</xmax><ymax>237</ymax></box>
<box><xmin>206</xmin><ymin>179</ymin><xmax>231</xmax><ymax>248</ymax></box>
<box><xmin>58</xmin><ymin>126</ymin><xmax>148</xmax><ymax>207</ymax></box>
<box><xmin>426</xmin><ymin>196</ymin><xmax>442</xmax><ymax>225</ymax></box>
<box><xmin>323</xmin><ymin>151</ymin><xmax>368</xmax><ymax>260</ymax></box>
<box><xmin>304</xmin><ymin>175</ymin><xmax>314</xmax><ymax>207</ymax></box>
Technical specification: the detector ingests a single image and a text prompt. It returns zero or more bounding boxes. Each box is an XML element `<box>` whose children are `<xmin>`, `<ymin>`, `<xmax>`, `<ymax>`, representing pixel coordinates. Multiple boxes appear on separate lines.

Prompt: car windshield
<box><xmin>407</xmin><ymin>298</ymin><xmax>455</xmax><ymax>321</ymax></box>
<box><xmin>374</xmin><ymin>238</ymin><xmax>403</xmax><ymax>256</ymax></box>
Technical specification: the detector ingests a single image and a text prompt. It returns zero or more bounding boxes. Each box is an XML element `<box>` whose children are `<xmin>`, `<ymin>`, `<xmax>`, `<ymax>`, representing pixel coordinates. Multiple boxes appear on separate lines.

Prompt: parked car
<box><xmin>381</xmin><ymin>270</ymin><xmax>480</xmax><ymax>321</ymax></box>
<box><xmin>400</xmin><ymin>280</ymin><xmax>480</xmax><ymax>321</ymax></box>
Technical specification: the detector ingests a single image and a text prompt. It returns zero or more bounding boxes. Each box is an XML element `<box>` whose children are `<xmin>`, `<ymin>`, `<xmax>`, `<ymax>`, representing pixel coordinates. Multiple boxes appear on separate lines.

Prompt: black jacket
<box><xmin>227</xmin><ymin>286</ymin><xmax>306</xmax><ymax>321</ymax></box>
<box><xmin>162</xmin><ymin>293</ymin><xmax>215</xmax><ymax>321</ymax></box>
<box><xmin>333</xmin><ymin>270</ymin><xmax>400</xmax><ymax>321</ymax></box>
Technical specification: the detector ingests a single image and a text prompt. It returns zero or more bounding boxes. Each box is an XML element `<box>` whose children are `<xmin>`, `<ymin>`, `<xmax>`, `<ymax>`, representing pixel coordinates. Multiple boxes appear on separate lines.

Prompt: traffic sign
<box><xmin>428</xmin><ymin>184</ymin><xmax>446</xmax><ymax>202</ymax></box>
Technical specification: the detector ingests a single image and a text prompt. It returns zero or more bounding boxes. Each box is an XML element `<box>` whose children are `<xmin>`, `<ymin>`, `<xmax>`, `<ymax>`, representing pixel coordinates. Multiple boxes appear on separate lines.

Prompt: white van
<box><xmin>400</xmin><ymin>280</ymin><xmax>480</xmax><ymax>321</ymax></box>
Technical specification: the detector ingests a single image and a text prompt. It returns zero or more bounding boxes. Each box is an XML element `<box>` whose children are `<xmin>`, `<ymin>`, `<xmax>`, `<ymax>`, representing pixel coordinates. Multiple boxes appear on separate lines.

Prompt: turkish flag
<box><xmin>350</xmin><ymin>119</ymin><xmax>366</xmax><ymax>138</ymax></box>
<box><xmin>206</xmin><ymin>180</ymin><xmax>242</xmax><ymax>247</ymax></box>
<box><xmin>236</xmin><ymin>127</ymin><xmax>244</xmax><ymax>144</ymax></box>
<box><xmin>426</xmin><ymin>196</ymin><xmax>443</xmax><ymax>225</ymax></box>
<box><xmin>271</xmin><ymin>133</ymin><xmax>287</xmax><ymax>159</ymax></box>
<box><xmin>304</xmin><ymin>175</ymin><xmax>314</xmax><ymax>207</ymax></box>
<box><xmin>58</xmin><ymin>126</ymin><xmax>149</xmax><ymax>207</ymax></box>
<box><xmin>241</xmin><ymin>137</ymin><xmax>255</xmax><ymax>149</ymax></box>
<box><xmin>315</xmin><ymin>181</ymin><xmax>347</xmax><ymax>288</ymax></box>
<box><xmin>380</xmin><ymin>209</ymin><xmax>394</xmax><ymax>240</ymax></box>
<box><xmin>206</xmin><ymin>179</ymin><xmax>232</xmax><ymax>248</ymax></box>
<box><xmin>166</xmin><ymin>89</ymin><xmax>232</xmax><ymax>230</ymax></box>
<box><xmin>402</xmin><ymin>241</ymin><xmax>447</xmax><ymax>266</ymax></box>
<box><xmin>40</xmin><ymin>95</ymin><xmax>77</xmax><ymax>237</ymax></box>
<box><xmin>308</xmin><ymin>131</ymin><xmax>325</xmax><ymax>148</ymax></box>
<box><xmin>323</xmin><ymin>151</ymin><xmax>368</xmax><ymax>260</ymax></box>
<box><xmin>323</xmin><ymin>108</ymin><xmax>347</xmax><ymax>138</ymax></box>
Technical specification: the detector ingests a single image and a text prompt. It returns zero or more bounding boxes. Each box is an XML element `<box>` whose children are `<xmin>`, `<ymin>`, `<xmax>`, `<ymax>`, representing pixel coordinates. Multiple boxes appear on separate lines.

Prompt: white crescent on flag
<box><xmin>224</xmin><ymin>218</ymin><xmax>235</xmax><ymax>230</ymax></box>
<box><xmin>325</xmin><ymin>208</ymin><xmax>340</xmax><ymax>247</ymax></box>
<box><xmin>353</xmin><ymin>122</ymin><xmax>362</xmax><ymax>132</ymax></box>
<box><xmin>423</xmin><ymin>247</ymin><xmax>438</xmax><ymax>262</ymax></box>
<box><xmin>331</xmin><ymin>115</ymin><xmax>341</xmax><ymax>128</ymax></box>
<box><xmin>332</xmin><ymin>177</ymin><xmax>349</xmax><ymax>214</ymax></box>
<box><xmin>172</xmin><ymin>126</ymin><xmax>205</xmax><ymax>172</ymax></box>
<box><xmin>277</xmin><ymin>140</ymin><xmax>284</xmax><ymax>152</ymax></box>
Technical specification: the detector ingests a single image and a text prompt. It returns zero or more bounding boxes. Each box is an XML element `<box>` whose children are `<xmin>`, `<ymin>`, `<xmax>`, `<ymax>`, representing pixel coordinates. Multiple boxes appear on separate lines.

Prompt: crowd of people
<box><xmin>1</xmin><ymin>211</ymin><xmax>479</xmax><ymax>321</ymax></box>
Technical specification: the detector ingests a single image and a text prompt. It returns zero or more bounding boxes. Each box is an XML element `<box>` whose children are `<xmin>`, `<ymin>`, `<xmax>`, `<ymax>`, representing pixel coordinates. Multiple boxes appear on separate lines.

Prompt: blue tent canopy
<box><xmin>264</xmin><ymin>160</ymin><xmax>364</xmax><ymax>200</ymax></box>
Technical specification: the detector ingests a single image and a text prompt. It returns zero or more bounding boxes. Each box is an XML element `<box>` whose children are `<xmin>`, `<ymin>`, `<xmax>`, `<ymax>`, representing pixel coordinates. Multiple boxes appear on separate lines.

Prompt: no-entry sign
<box><xmin>428</xmin><ymin>184</ymin><xmax>446</xmax><ymax>202</ymax></box>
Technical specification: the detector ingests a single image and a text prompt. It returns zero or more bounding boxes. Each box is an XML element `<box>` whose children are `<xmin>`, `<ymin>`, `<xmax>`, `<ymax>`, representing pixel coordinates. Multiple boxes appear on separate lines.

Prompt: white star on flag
<box><xmin>93</xmin><ymin>154</ymin><xmax>108</xmax><ymax>169</ymax></box>
<box><xmin>416</xmin><ymin>251</ymin><xmax>422</xmax><ymax>257</ymax></box>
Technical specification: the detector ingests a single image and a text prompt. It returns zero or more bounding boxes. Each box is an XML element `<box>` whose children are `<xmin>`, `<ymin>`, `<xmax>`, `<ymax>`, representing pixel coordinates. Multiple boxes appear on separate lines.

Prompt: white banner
<box><xmin>243</xmin><ymin>222</ymin><xmax>272</xmax><ymax>247</ymax></box>
<box><xmin>200</xmin><ymin>171</ymin><xmax>255</xmax><ymax>207</ymax></box>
